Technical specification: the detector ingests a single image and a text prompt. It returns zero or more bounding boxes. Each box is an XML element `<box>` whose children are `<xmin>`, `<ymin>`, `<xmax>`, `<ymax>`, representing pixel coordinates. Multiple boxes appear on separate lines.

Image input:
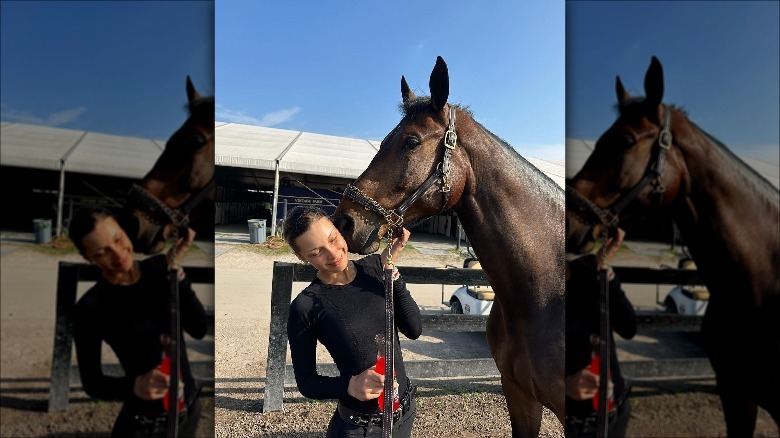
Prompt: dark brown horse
<box><xmin>566</xmin><ymin>56</ymin><xmax>780</xmax><ymax>436</ymax></box>
<box><xmin>119</xmin><ymin>76</ymin><xmax>215</xmax><ymax>254</ymax></box>
<box><xmin>333</xmin><ymin>57</ymin><xmax>565</xmax><ymax>437</ymax></box>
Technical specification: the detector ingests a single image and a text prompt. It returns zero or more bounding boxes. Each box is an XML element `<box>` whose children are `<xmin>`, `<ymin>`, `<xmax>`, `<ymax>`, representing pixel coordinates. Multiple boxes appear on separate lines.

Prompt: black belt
<box><xmin>132</xmin><ymin>390</ymin><xmax>199</xmax><ymax>427</ymax></box>
<box><xmin>338</xmin><ymin>382</ymin><xmax>417</xmax><ymax>428</ymax></box>
<box><xmin>566</xmin><ymin>407</ymin><xmax>618</xmax><ymax>427</ymax></box>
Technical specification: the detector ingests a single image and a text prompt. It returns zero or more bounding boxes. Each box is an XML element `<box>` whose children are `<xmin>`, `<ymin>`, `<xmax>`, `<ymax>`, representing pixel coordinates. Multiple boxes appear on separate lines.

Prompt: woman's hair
<box><xmin>283</xmin><ymin>206</ymin><xmax>330</xmax><ymax>252</ymax></box>
<box><xmin>68</xmin><ymin>207</ymin><xmax>115</xmax><ymax>255</ymax></box>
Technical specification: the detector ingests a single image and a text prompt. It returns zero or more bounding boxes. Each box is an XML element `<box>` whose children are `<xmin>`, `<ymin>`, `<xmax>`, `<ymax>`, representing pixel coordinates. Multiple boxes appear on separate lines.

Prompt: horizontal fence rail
<box><xmin>263</xmin><ymin>262</ymin><xmax>708</xmax><ymax>412</ymax></box>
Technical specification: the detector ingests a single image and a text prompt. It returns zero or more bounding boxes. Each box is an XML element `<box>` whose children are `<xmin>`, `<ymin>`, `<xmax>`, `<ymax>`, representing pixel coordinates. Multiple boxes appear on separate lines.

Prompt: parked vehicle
<box><xmin>444</xmin><ymin>258</ymin><xmax>494</xmax><ymax>315</ymax></box>
<box><xmin>660</xmin><ymin>258</ymin><xmax>709</xmax><ymax>316</ymax></box>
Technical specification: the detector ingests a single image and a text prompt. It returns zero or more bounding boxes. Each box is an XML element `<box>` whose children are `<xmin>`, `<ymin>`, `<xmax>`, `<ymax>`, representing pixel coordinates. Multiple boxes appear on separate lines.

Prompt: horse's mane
<box><xmin>613</xmin><ymin>97</ymin><xmax>690</xmax><ymax>119</ymax></box>
<box><xmin>478</xmin><ymin>122</ymin><xmax>564</xmax><ymax>196</ymax></box>
<box><xmin>696</xmin><ymin>123</ymin><xmax>779</xmax><ymax>199</ymax></box>
<box><xmin>398</xmin><ymin>97</ymin><xmax>474</xmax><ymax>118</ymax></box>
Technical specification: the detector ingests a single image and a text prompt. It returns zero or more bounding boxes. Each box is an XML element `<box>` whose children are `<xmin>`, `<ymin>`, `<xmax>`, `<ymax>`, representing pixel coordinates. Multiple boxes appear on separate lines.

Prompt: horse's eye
<box><xmin>618</xmin><ymin>134</ymin><xmax>636</xmax><ymax>149</ymax></box>
<box><xmin>403</xmin><ymin>137</ymin><xmax>421</xmax><ymax>151</ymax></box>
<box><xmin>192</xmin><ymin>133</ymin><xmax>207</xmax><ymax>144</ymax></box>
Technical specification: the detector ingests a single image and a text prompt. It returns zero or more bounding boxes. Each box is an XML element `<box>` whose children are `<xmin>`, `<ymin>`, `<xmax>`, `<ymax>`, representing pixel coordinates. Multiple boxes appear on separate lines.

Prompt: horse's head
<box><xmin>566</xmin><ymin>56</ymin><xmax>686</xmax><ymax>254</ymax></box>
<box><xmin>333</xmin><ymin>56</ymin><xmax>469</xmax><ymax>254</ymax></box>
<box><xmin>120</xmin><ymin>76</ymin><xmax>215</xmax><ymax>254</ymax></box>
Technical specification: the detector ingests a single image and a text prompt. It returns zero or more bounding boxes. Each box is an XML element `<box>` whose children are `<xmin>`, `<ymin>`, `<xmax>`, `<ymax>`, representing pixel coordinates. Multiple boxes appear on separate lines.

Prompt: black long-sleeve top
<box><xmin>566</xmin><ymin>254</ymin><xmax>637</xmax><ymax>417</ymax></box>
<box><xmin>287</xmin><ymin>254</ymin><xmax>422</xmax><ymax>414</ymax></box>
<box><xmin>73</xmin><ymin>254</ymin><xmax>207</xmax><ymax>415</ymax></box>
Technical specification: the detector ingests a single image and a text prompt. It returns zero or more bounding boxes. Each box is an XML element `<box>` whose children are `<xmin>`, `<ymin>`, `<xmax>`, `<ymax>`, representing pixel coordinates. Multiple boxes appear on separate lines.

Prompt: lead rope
<box><xmin>167</xmin><ymin>228</ymin><xmax>181</xmax><ymax>438</ymax></box>
<box><xmin>596</xmin><ymin>229</ymin><xmax>611</xmax><ymax>438</ymax></box>
<box><xmin>382</xmin><ymin>231</ymin><xmax>396</xmax><ymax>438</ymax></box>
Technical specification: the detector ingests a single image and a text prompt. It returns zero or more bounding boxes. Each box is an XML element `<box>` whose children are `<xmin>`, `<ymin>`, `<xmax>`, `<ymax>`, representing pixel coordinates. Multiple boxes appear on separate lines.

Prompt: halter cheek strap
<box><xmin>567</xmin><ymin>104</ymin><xmax>673</xmax><ymax>229</ymax></box>
<box><xmin>343</xmin><ymin>105</ymin><xmax>458</xmax><ymax>232</ymax></box>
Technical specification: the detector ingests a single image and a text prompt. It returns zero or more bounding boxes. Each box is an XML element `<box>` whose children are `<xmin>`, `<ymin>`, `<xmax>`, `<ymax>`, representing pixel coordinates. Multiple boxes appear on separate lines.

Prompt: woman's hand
<box><xmin>133</xmin><ymin>366</ymin><xmax>169</xmax><ymax>401</ymax></box>
<box><xmin>167</xmin><ymin>227</ymin><xmax>196</xmax><ymax>269</ymax></box>
<box><xmin>565</xmin><ymin>366</ymin><xmax>599</xmax><ymax>401</ymax></box>
<box><xmin>347</xmin><ymin>366</ymin><xmax>399</xmax><ymax>401</ymax></box>
<box><xmin>596</xmin><ymin>228</ymin><xmax>625</xmax><ymax>270</ymax></box>
<box><xmin>382</xmin><ymin>228</ymin><xmax>411</xmax><ymax>270</ymax></box>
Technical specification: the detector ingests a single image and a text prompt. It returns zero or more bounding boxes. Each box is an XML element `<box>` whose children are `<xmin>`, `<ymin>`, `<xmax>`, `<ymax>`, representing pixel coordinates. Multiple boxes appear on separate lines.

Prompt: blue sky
<box><xmin>216</xmin><ymin>1</ymin><xmax>566</xmax><ymax>162</ymax></box>
<box><xmin>0</xmin><ymin>1</ymin><xmax>214</xmax><ymax>140</ymax></box>
<box><xmin>567</xmin><ymin>1</ymin><xmax>779</xmax><ymax>163</ymax></box>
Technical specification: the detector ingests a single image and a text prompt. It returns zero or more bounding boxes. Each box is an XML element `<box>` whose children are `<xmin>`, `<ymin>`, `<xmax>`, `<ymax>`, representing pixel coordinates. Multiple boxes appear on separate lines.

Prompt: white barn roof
<box><xmin>565</xmin><ymin>137</ymin><xmax>780</xmax><ymax>189</ymax></box>
<box><xmin>0</xmin><ymin>121</ymin><xmax>164</xmax><ymax>178</ymax></box>
<box><xmin>215</xmin><ymin>121</ymin><xmax>565</xmax><ymax>187</ymax></box>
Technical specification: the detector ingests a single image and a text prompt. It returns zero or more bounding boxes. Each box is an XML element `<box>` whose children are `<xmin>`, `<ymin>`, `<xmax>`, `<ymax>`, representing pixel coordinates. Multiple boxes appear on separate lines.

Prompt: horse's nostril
<box><xmin>333</xmin><ymin>215</ymin><xmax>354</xmax><ymax>235</ymax></box>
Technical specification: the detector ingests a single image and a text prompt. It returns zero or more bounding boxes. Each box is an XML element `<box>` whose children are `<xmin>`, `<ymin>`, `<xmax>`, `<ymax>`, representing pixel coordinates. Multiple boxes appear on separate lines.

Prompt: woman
<box><xmin>565</xmin><ymin>228</ymin><xmax>637</xmax><ymax>437</ymax></box>
<box><xmin>284</xmin><ymin>206</ymin><xmax>422</xmax><ymax>437</ymax></box>
<box><xmin>69</xmin><ymin>207</ymin><xmax>207</xmax><ymax>437</ymax></box>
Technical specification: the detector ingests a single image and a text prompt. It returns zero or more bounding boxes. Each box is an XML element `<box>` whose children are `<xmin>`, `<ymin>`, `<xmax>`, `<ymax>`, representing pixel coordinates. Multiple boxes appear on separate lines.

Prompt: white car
<box><xmin>446</xmin><ymin>259</ymin><xmax>494</xmax><ymax>315</ymax></box>
<box><xmin>662</xmin><ymin>259</ymin><xmax>709</xmax><ymax>316</ymax></box>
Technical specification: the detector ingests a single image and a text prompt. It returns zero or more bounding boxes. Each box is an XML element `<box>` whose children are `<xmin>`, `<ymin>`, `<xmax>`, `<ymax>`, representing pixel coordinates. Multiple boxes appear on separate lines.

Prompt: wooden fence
<box><xmin>263</xmin><ymin>262</ymin><xmax>708</xmax><ymax>412</ymax></box>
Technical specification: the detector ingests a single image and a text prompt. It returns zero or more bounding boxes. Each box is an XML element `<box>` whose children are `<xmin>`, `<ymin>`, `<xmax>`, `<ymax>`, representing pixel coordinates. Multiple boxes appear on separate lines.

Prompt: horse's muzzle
<box><xmin>119</xmin><ymin>211</ymin><xmax>167</xmax><ymax>255</ymax></box>
<box><xmin>565</xmin><ymin>212</ymin><xmax>598</xmax><ymax>254</ymax></box>
<box><xmin>333</xmin><ymin>212</ymin><xmax>380</xmax><ymax>255</ymax></box>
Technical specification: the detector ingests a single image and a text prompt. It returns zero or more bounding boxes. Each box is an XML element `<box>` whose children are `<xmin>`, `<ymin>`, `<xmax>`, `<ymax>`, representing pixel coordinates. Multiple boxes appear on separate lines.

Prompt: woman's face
<box><xmin>80</xmin><ymin>216</ymin><xmax>135</xmax><ymax>274</ymax></box>
<box><xmin>294</xmin><ymin>216</ymin><xmax>349</xmax><ymax>273</ymax></box>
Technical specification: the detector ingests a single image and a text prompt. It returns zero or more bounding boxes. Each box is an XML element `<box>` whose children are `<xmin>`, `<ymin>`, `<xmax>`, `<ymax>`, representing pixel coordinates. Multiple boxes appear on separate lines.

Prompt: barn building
<box><xmin>0</xmin><ymin>121</ymin><xmax>167</xmax><ymax>236</ymax></box>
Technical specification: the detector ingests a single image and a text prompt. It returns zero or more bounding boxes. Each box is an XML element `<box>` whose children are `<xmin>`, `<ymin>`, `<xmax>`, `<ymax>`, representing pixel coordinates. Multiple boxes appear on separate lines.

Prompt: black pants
<box><xmin>326</xmin><ymin>397</ymin><xmax>417</xmax><ymax>438</ymax></box>
<box><xmin>111</xmin><ymin>395</ymin><xmax>202</xmax><ymax>438</ymax></box>
<box><xmin>565</xmin><ymin>397</ymin><xmax>631</xmax><ymax>438</ymax></box>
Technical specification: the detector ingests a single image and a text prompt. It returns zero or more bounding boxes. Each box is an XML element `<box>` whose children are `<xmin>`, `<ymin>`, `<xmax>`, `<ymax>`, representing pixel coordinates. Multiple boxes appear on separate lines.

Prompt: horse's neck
<box><xmin>671</xmin><ymin>116</ymin><xmax>779</xmax><ymax>298</ymax></box>
<box><xmin>454</xmin><ymin>127</ymin><xmax>565</xmax><ymax>307</ymax></box>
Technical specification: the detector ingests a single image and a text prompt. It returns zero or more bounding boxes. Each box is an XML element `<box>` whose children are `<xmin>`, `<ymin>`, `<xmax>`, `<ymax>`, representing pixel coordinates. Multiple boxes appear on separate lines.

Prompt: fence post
<box><xmin>48</xmin><ymin>262</ymin><xmax>80</xmax><ymax>412</ymax></box>
<box><xmin>263</xmin><ymin>262</ymin><xmax>295</xmax><ymax>412</ymax></box>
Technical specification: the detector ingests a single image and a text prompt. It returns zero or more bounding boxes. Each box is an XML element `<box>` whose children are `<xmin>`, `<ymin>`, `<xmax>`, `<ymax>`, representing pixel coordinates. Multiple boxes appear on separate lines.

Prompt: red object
<box><xmin>160</xmin><ymin>354</ymin><xmax>186</xmax><ymax>412</ymax></box>
<box><xmin>375</xmin><ymin>334</ymin><xmax>400</xmax><ymax>412</ymax></box>
<box><xmin>588</xmin><ymin>353</ymin><xmax>615</xmax><ymax>412</ymax></box>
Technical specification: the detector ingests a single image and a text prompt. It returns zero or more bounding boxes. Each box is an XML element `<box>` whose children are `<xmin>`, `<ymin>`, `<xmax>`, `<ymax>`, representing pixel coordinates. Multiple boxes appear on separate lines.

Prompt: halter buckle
<box><xmin>444</xmin><ymin>130</ymin><xmax>457</xmax><ymax>150</ymax></box>
<box><xmin>659</xmin><ymin>128</ymin><xmax>672</xmax><ymax>150</ymax></box>
<box><xmin>654</xmin><ymin>175</ymin><xmax>666</xmax><ymax>194</ymax></box>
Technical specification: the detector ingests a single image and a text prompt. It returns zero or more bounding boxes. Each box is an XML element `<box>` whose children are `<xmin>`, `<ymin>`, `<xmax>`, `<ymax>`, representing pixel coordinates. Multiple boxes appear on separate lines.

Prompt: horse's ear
<box><xmin>643</xmin><ymin>56</ymin><xmax>664</xmax><ymax>110</ymax></box>
<box><xmin>615</xmin><ymin>76</ymin><xmax>630</xmax><ymax>103</ymax></box>
<box><xmin>186</xmin><ymin>76</ymin><xmax>202</xmax><ymax>104</ymax></box>
<box><xmin>429</xmin><ymin>56</ymin><xmax>449</xmax><ymax>111</ymax></box>
<box><xmin>401</xmin><ymin>76</ymin><xmax>416</xmax><ymax>103</ymax></box>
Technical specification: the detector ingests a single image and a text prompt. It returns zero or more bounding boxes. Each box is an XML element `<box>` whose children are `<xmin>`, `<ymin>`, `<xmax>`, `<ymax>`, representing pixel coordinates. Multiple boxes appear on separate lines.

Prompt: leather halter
<box><xmin>567</xmin><ymin>105</ymin><xmax>672</xmax><ymax>229</ymax></box>
<box><xmin>343</xmin><ymin>105</ymin><xmax>458</xmax><ymax>232</ymax></box>
<box><xmin>128</xmin><ymin>127</ymin><xmax>215</xmax><ymax>229</ymax></box>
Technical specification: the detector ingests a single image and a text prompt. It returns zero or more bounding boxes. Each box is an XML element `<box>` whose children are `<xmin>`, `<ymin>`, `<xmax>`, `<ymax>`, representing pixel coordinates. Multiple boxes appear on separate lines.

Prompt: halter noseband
<box><xmin>128</xmin><ymin>126</ymin><xmax>215</xmax><ymax>229</ymax></box>
<box><xmin>128</xmin><ymin>177</ymin><xmax>215</xmax><ymax>229</ymax></box>
<box><xmin>343</xmin><ymin>105</ymin><xmax>458</xmax><ymax>232</ymax></box>
<box><xmin>567</xmin><ymin>104</ymin><xmax>673</xmax><ymax>229</ymax></box>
